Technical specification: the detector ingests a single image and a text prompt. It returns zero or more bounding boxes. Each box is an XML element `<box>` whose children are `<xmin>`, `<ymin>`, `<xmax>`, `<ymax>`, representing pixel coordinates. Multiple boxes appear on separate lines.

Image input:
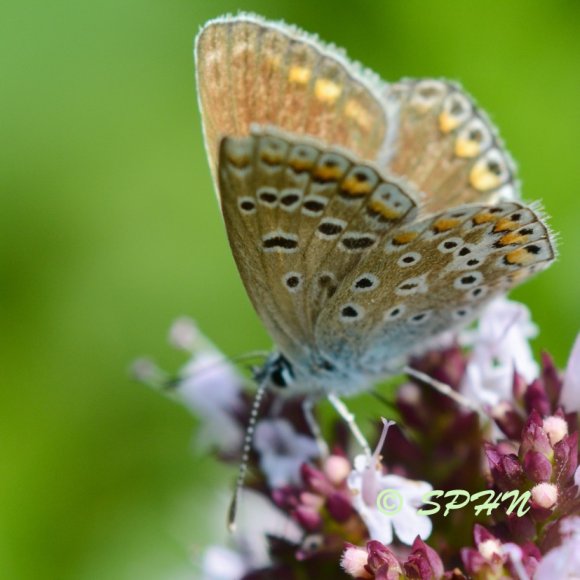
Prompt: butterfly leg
<box><xmin>327</xmin><ymin>393</ymin><xmax>371</xmax><ymax>457</ymax></box>
<box><xmin>404</xmin><ymin>365</ymin><xmax>485</xmax><ymax>419</ymax></box>
<box><xmin>302</xmin><ymin>397</ymin><xmax>329</xmax><ymax>458</ymax></box>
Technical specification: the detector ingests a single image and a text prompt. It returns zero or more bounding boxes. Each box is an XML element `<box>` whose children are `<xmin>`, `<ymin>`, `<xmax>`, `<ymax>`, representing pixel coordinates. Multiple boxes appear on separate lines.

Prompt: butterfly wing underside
<box><xmin>196</xmin><ymin>15</ymin><xmax>390</xmax><ymax>188</ymax></box>
<box><xmin>314</xmin><ymin>201</ymin><xmax>555</xmax><ymax>374</ymax></box>
<box><xmin>383</xmin><ymin>79</ymin><xmax>519</xmax><ymax>215</ymax></box>
<box><xmin>217</xmin><ymin>129</ymin><xmax>420</xmax><ymax>366</ymax></box>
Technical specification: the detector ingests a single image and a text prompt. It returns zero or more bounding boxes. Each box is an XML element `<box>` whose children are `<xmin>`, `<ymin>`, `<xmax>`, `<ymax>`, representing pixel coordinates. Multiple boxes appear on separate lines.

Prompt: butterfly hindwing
<box><xmin>384</xmin><ymin>79</ymin><xmax>519</xmax><ymax>215</ymax></box>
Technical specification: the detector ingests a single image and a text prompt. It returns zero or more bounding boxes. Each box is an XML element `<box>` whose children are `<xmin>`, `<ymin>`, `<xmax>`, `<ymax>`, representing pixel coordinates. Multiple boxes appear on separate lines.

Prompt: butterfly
<box><xmin>194</xmin><ymin>13</ymin><xmax>555</xmax><ymax>419</ymax></box>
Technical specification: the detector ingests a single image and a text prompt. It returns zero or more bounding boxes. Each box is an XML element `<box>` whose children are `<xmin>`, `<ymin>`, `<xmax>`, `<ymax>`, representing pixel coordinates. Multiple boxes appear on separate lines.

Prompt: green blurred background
<box><xmin>1</xmin><ymin>0</ymin><xmax>578</xmax><ymax>577</ymax></box>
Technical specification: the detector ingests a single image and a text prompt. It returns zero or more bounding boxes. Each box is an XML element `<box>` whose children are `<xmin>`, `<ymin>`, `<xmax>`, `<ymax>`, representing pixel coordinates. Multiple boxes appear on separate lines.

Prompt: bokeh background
<box><xmin>2</xmin><ymin>0</ymin><xmax>579</xmax><ymax>577</ymax></box>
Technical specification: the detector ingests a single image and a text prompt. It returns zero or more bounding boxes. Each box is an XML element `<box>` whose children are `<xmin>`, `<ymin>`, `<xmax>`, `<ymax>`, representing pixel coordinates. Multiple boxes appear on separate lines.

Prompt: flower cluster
<box><xmin>135</xmin><ymin>299</ymin><xmax>580</xmax><ymax>579</ymax></box>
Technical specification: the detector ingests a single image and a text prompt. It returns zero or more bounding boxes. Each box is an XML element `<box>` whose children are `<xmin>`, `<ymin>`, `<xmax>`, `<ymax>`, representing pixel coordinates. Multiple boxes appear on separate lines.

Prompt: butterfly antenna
<box><xmin>403</xmin><ymin>365</ymin><xmax>485</xmax><ymax>419</ymax></box>
<box><xmin>227</xmin><ymin>377</ymin><xmax>268</xmax><ymax>533</ymax></box>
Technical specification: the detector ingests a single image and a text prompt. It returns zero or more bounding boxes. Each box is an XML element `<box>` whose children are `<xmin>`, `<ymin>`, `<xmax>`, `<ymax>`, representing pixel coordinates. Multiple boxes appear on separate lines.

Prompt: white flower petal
<box><xmin>461</xmin><ymin>298</ymin><xmax>539</xmax><ymax>408</ymax></box>
<box><xmin>254</xmin><ymin>419</ymin><xmax>319</xmax><ymax>488</ymax></box>
<box><xmin>201</xmin><ymin>546</ymin><xmax>248</xmax><ymax>580</ymax></box>
<box><xmin>392</xmin><ymin>502</ymin><xmax>432</xmax><ymax>544</ymax></box>
<box><xmin>561</xmin><ymin>334</ymin><xmax>580</xmax><ymax>412</ymax></box>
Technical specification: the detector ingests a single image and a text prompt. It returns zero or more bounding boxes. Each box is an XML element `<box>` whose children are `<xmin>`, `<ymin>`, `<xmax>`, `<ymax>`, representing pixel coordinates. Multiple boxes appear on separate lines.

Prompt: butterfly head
<box><xmin>254</xmin><ymin>352</ymin><xmax>296</xmax><ymax>390</ymax></box>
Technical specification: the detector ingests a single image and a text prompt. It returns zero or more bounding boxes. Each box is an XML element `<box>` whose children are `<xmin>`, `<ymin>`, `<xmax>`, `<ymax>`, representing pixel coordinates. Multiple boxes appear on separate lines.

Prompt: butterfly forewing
<box><xmin>384</xmin><ymin>79</ymin><xmax>518</xmax><ymax>215</ymax></box>
<box><xmin>196</xmin><ymin>14</ymin><xmax>390</xmax><ymax>186</ymax></box>
<box><xmin>218</xmin><ymin>129</ymin><xmax>420</xmax><ymax>369</ymax></box>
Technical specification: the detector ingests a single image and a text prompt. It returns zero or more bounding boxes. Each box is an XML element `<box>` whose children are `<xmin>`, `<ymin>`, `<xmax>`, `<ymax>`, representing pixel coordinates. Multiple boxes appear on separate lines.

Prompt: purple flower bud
<box><xmin>326</xmin><ymin>491</ymin><xmax>353</xmax><ymax>522</ymax></box>
<box><xmin>300</xmin><ymin>463</ymin><xmax>333</xmax><ymax>496</ymax></box>
<box><xmin>294</xmin><ymin>505</ymin><xmax>322</xmax><ymax>531</ymax></box>
<box><xmin>366</xmin><ymin>540</ymin><xmax>401</xmax><ymax>574</ymax></box>
<box><xmin>523</xmin><ymin>450</ymin><xmax>552</xmax><ymax>482</ymax></box>
<box><xmin>403</xmin><ymin>536</ymin><xmax>445</xmax><ymax>580</ymax></box>
<box><xmin>524</xmin><ymin>379</ymin><xmax>551</xmax><ymax>416</ymax></box>
<box><xmin>512</xmin><ymin>370</ymin><xmax>528</xmax><ymax>402</ymax></box>
<box><xmin>553</xmin><ymin>431</ymin><xmax>579</xmax><ymax>482</ymax></box>
<box><xmin>541</xmin><ymin>352</ymin><xmax>562</xmax><ymax>408</ymax></box>
<box><xmin>485</xmin><ymin>444</ymin><xmax>525</xmax><ymax>490</ymax></box>
<box><xmin>520</xmin><ymin>411</ymin><xmax>552</xmax><ymax>457</ymax></box>
<box><xmin>491</xmin><ymin>401</ymin><xmax>524</xmax><ymax>440</ymax></box>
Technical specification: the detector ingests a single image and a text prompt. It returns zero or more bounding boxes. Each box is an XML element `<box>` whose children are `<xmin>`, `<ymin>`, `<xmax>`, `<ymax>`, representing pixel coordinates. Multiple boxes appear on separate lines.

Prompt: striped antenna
<box><xmin>227</xmin><ymin>378</ymin><xmax>268</xmax><ymax>532</ymax></box>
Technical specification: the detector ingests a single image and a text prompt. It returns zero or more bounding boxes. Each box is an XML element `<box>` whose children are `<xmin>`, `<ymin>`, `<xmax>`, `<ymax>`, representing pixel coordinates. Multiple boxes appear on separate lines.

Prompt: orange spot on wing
<box><xmin>341</xmin><ymin>177</ymin><xmax>374</xmax><ymax>196</ymax></box>
<box><xmin>497</xmin><ymin>232</ymin><xmax>528</xmax><ymax>246</ymax></box>
<box><xmin>313</xmin><ymin>165</ymin><xmax>344</xmax><ymax>182</ymax></box>
<box><xmin>433</xmin><ymin>218</ymin><xmax>460</xmax><ymax>233</ymax></box>
<box><xmin>473</xmin><ymin>212</ymin><xmax>499</xmax><ymax>225</ymax></box>
<box><xmin>288</xmin><ymin>65</ymin><xmax>311</xmax><ymax>85</ymax></box>
<box><xmin>494</xmin><ymin>217</ymin><xmax>519</xmax><ymax>233</ymax></box>
<box><xmin>367</xmin><ymin>200</ymin><xmax>400</xmax><ymax>220</ymax></box>
<box><xmin>314</xmin><ymin>79</ymin><xmax>342</xmax><ymax>104</ymax></box>
<box><xmin>392</xmin><ymin>231</ymin><xmax>418</xmax><ymax>246</ymax></box>
<box><xmin>505</xmin><ymin>248</ymin><xmax>535</xmax><ymax>265</ymax></box>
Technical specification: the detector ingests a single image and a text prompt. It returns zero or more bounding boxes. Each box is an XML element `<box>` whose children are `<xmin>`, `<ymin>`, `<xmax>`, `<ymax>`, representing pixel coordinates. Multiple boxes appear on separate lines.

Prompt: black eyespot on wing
<box><xmin>259</xmin><ymin>191</ymin><xmax>277</xmax><ymax>203</ymax></box>
<box><xmin>458</xmin><ymin>247</ymin><xmax>471</xmax><ymax>256</ymax></box>
<box><xmin>263</xmin><ymin>237</ymin><xmax>298</xmax><ymax>250</ymax></box>
<box><xmin>303</xmin><ymin>200</ymin><xmax>325</xmax><ymax>213</ymax></box>
<box><xmin>355</xmin><ymin>277</ymin><xmax>373</xmax><ymax>289</ymax></box>
<box><xmin>318</xmin><ymin>222</ymin><xmax>344</xmax><ymax>236</ymax></box>
<box><xmin>341</xmin><ymin>306</ymin><xmax>358</xmax><ymax>318</ymax></box>
<box><xmin>281</xmin><ymin>193</ymin><xmax>300</xmax><ymax>206</ymax></box>
<box><xmin>341</xmin><ymin>236</ymin><xmax>376</xmax><ymax>250</ymax></box>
